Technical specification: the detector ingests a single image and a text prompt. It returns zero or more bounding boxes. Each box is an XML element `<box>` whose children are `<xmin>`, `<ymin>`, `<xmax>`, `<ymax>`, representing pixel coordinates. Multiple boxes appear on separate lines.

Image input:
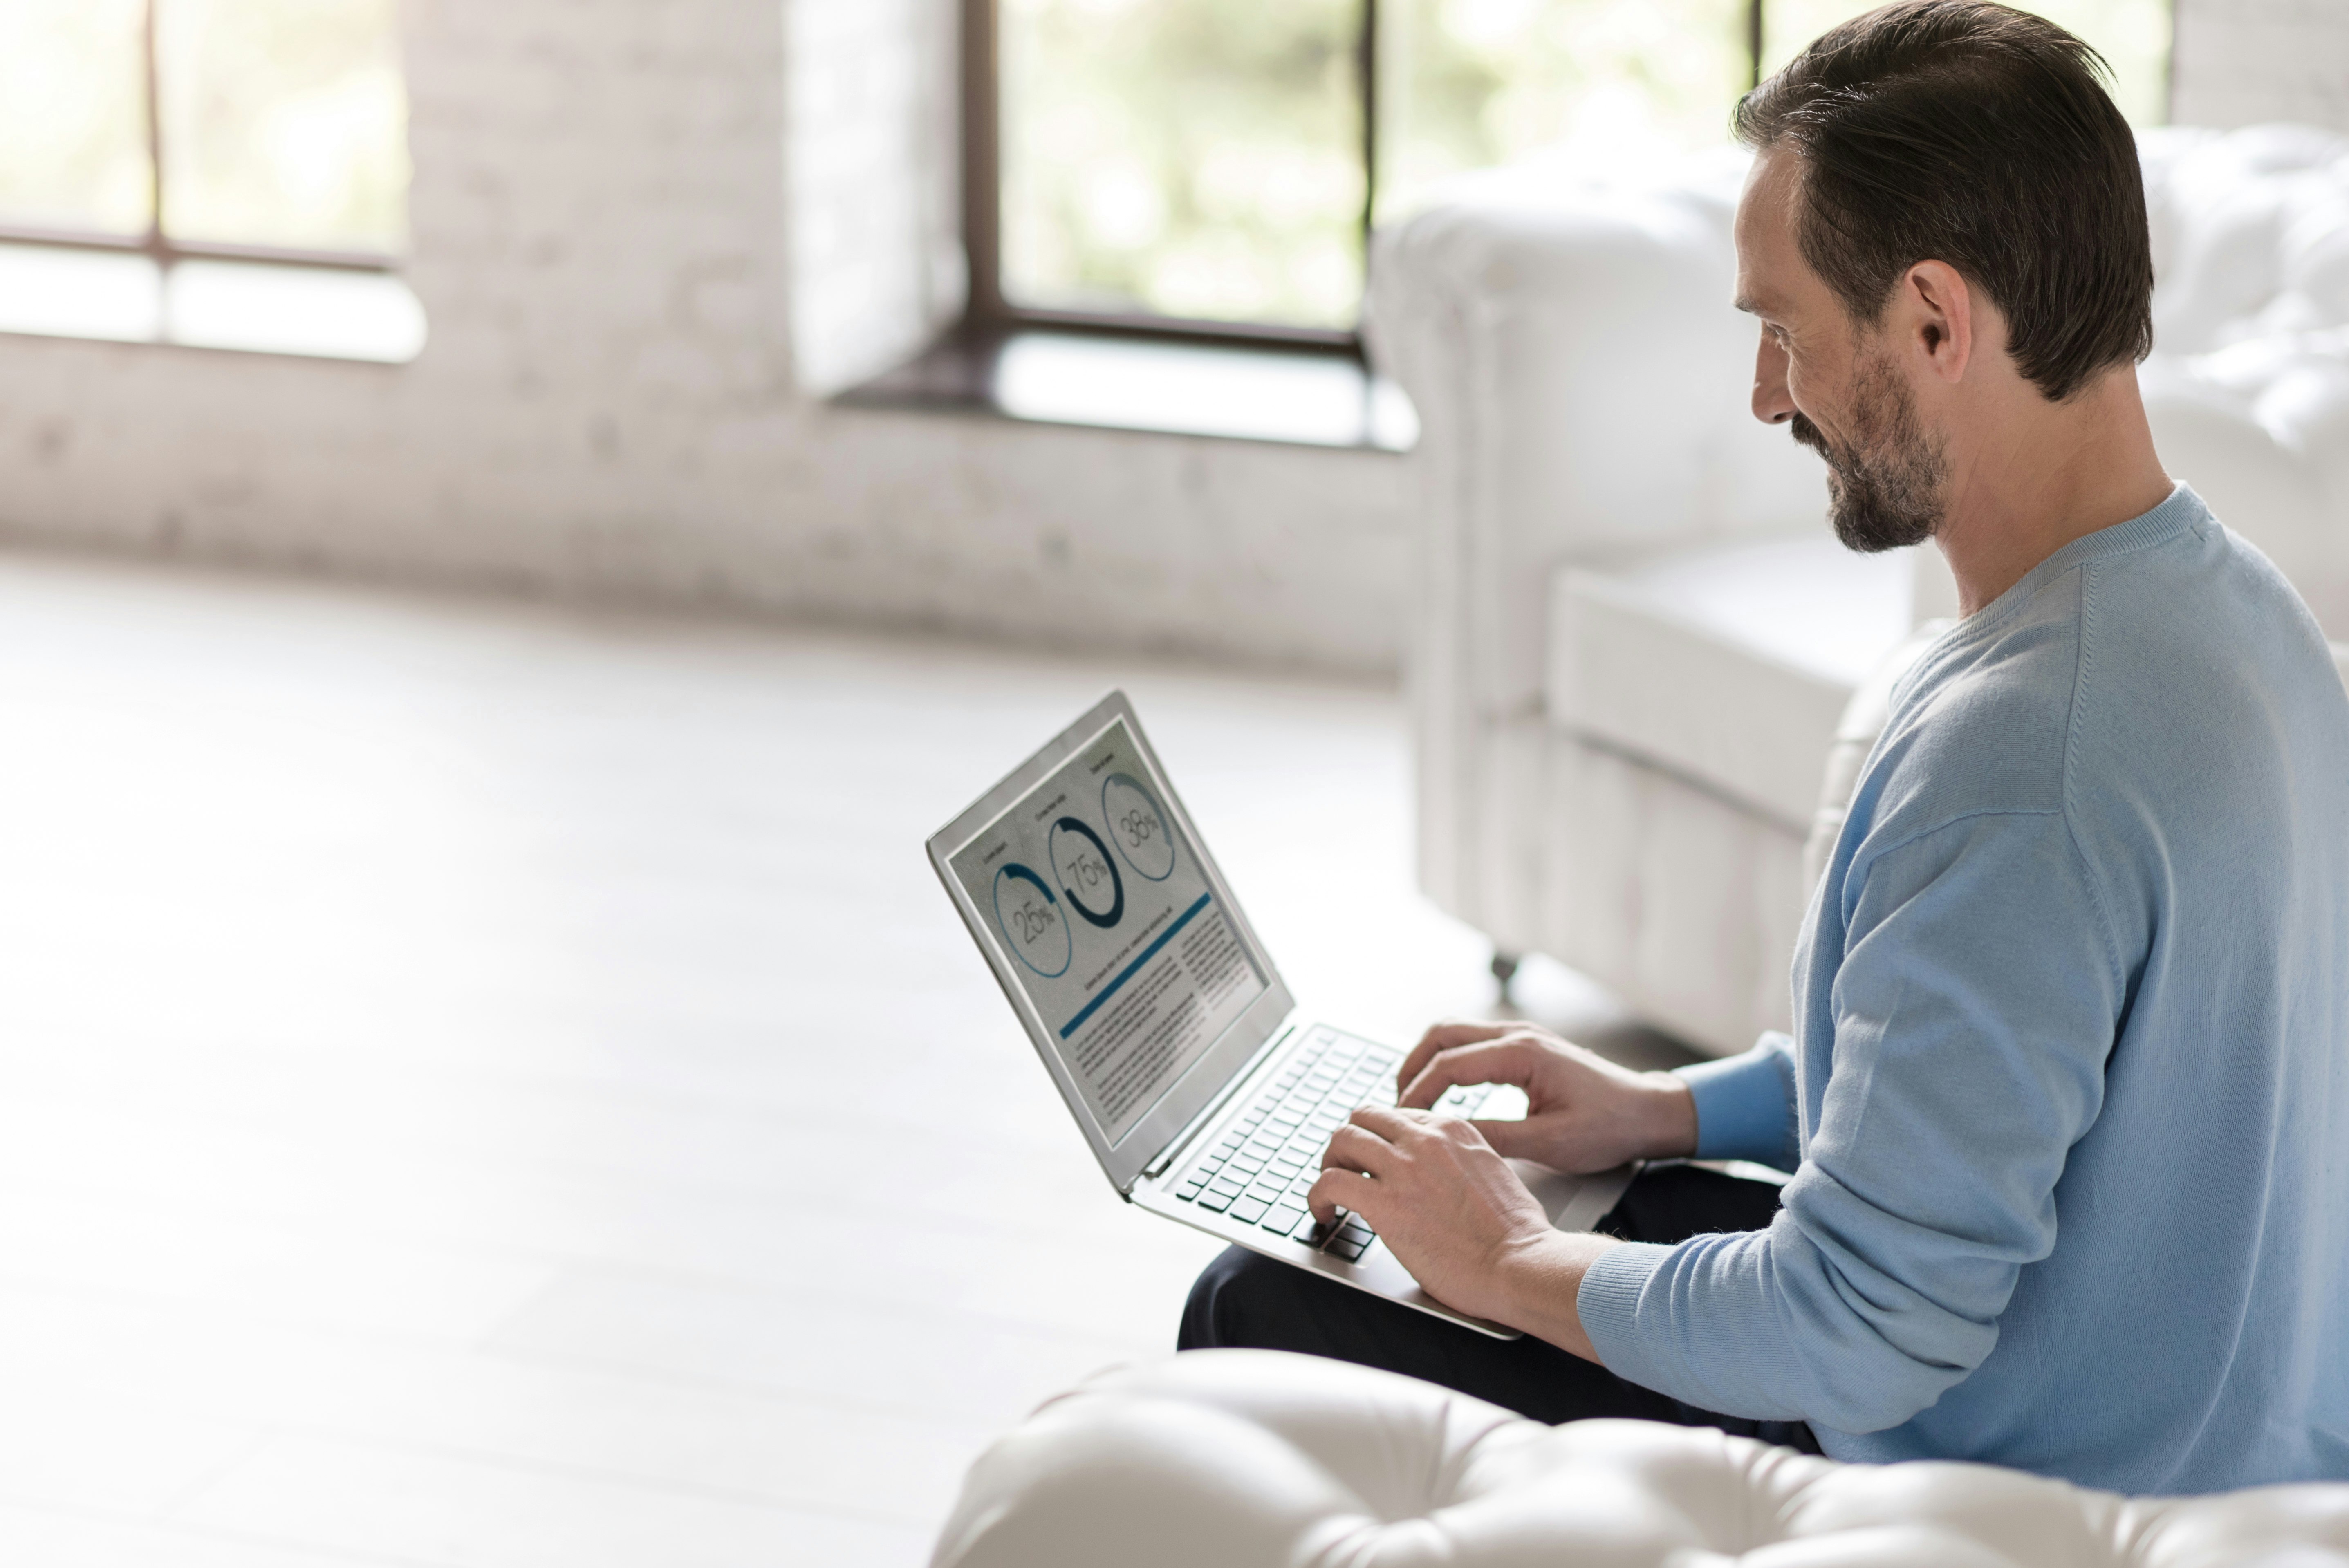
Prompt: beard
<box><xmin>1789</xmin><ymin>352</ymin><xmax>1948</xmax><ymax>553</ymax></box>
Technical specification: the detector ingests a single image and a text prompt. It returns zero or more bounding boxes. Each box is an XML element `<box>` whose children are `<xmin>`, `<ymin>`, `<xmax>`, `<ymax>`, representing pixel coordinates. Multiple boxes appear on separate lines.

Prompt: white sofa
<box><xmin>1368</xmin><ymin>125</ymin><xmax>2349</xmax><ymax>1056</ymax></box>
<box><xmin>931</xmin><ymin>1350</ymin><xmax>2349</xmax><ymax>1567</ymax></box>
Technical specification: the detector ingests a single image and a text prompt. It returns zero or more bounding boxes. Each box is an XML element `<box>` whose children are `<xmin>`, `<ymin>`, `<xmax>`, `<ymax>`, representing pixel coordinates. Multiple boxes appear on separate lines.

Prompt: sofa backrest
<box><xmin>2137</xmin><ymin>125</ymin><xmax>2349</xmax><ymax>632</ymax></box>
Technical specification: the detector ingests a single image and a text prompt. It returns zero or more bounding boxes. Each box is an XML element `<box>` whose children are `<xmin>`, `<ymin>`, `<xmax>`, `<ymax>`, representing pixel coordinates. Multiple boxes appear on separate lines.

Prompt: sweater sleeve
<box><xmin>1674</xmin><ymin>1033</ymin><xmax>1797</xmax><ymax>1170</ymax></box>
<box><xmin>1577</xmin><ymin>810</ymin><xmax>2122</xmax><ymax>1434</ymax></box>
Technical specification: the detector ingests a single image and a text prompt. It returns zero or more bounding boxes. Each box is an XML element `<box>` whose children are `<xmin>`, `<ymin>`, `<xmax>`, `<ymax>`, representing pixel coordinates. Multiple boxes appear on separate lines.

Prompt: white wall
<box><xmin>0</xmin><ymin>0</ymin><xmax>1409</xmax><ymax>676</ymax></box>
<box><xmin>2174</xmin><ymin>0</ymin><xmax>2349</xmax><ymax>132</ymax></box>
<box><xmin>788</xmin><ymin>0</ymin><xmax>964</xmax><ymax>396</ymax></box>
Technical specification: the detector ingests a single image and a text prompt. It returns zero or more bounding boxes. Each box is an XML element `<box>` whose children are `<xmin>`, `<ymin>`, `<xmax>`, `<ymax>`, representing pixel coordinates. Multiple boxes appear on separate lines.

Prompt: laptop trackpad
<box><xmin>1471</xmin><ymin>1087</ymin><xmax>1634</xmax><ymax>1232</ymax></box>
<box><xmin>1513</xmin><ymin>1158</ymin><xmax>1635</xmax><ymax>1234</ymax></box>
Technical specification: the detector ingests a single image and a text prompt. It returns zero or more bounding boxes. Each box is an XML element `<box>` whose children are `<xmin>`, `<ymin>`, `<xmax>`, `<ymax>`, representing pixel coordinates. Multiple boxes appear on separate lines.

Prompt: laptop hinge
<box><xmin>1139</xmin><ymin>1020</ymin><xmax>1299</xmax><ymax>1183</ymax></box>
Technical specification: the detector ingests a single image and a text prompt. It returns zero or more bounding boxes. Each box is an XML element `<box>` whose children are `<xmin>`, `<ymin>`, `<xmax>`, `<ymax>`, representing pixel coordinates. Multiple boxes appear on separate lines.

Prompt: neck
<box><xmin>1932</xmin><ymin>367</ymin><xmax>2173</xmax><ymax>616</ymax></box>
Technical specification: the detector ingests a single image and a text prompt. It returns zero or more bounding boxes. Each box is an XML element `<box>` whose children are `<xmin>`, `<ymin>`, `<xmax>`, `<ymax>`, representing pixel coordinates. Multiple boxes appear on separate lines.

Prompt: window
<box><xmin>994</xmin><ymin>0</ymin><xmax>1370</xmax><ymax>336</ymax></box>
<box><xmin>980</xmin><ymin>0</ymin><xmax>2171</xmax><ymax>337</ymax></box>
<box><xmin>0</xmin><ymin>0</ymin><xmax>421</xmax><ymax>362</ymax></box>
<box><xmin>856</xmin><ymin>0</ymin><xmax>2170</xmax><ymax>447</ymax></box>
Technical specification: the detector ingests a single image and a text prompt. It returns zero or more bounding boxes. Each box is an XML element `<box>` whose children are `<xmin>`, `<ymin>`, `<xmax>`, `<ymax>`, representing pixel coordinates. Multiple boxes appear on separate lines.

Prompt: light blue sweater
<box><xmin>1577</xmin><ymin>486</ymin><xmax>2349</xmax><ymax>1494</ymax></box>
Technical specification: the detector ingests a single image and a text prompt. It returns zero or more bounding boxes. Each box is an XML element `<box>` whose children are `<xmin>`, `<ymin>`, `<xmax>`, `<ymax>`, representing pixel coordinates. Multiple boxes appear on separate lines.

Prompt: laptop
<box><xmin>926</xmin><ymin>690</ymin><xmax>1634</xmax><ymax>1337</ymax></box>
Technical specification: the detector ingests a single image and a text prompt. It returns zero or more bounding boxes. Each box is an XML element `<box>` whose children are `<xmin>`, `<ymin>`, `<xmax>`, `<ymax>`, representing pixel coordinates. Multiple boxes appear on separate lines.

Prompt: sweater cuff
<box><xmin>1673</xmin><ymin>1033</ymin><xmax>1798</xmax><ymax>1167</ymax></box>
<box><xmin>1576</xmin><ymin>1240</ymin><xmax>1675</xmax><ymax>1379</ymax></box>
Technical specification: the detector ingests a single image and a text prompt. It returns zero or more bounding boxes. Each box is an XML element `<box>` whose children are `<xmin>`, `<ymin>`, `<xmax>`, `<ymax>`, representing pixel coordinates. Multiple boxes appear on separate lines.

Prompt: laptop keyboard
<box><xmin>1170</xmin><ymin>1027</ymin><xmax>1492</xmax><ymax>1262</ymax></box>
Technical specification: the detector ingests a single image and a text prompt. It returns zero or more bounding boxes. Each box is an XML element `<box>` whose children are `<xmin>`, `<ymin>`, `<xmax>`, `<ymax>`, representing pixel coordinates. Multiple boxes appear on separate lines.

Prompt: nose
<box><xmin>1752</xmin><ymin>331</ymin><xmax>1795</xmax><ymax>425</ymax></box>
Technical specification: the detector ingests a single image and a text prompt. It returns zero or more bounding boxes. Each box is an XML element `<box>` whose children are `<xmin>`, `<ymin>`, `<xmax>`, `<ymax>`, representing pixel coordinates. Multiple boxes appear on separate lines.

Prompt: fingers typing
<box><xmin>1345</xmin><ymin>1103</ymin><xmax>1427</xmax><ymax>1142</ymax></box>
<box><xmin>1322</xmin><ymin>1118</ymin><xmax>1397</xmax><ymax>1176</ymax></box>
<box><xmin>1395</xmin><ymin>1019</ymin><xmax>1513</xmax><ymax>1098</ymax></box>
<box><xmin>1398</xmin><ymin>1037</ymin><xmax>1535</xmax><ymax>1109</ymax></box>
<box><xmin>1307</xmin><ymin>1165</ymin><xmax>1376</xmax><ymax>1225</ymax></box>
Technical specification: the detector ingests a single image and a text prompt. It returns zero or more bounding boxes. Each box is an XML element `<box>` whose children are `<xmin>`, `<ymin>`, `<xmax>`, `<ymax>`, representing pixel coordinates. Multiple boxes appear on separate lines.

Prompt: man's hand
<box><xmin>1394</xmin><ymin>1021</ymin><xmax>1699</xmax><ymax>1174</ymax></box>
<box><xmin>1307</xmin><ymin>1106</ymin><xmax>1619</xmax><ymax>1355</ymax></box>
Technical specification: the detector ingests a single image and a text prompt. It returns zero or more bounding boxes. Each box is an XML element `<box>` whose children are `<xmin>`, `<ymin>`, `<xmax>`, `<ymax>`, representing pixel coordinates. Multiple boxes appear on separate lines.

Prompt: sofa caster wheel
<box><xmin>1490</xmin><ymin>950</ymin><xmax>1520</xmax><ymax>1006</ymax></box>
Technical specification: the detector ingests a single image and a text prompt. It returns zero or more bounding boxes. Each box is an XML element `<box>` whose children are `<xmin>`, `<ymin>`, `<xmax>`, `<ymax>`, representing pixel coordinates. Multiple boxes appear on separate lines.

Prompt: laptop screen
<box><xmin>944</xmin><ymin>715</ymin><xmax>1269</xmax><ymax>1146</ymax></box>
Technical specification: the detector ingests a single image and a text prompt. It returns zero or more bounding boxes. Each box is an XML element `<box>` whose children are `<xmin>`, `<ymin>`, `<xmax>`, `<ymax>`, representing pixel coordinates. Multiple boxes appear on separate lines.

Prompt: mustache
<box><xmin>1789</xmin><ymin>412</ymin><xmax>1828</xmax><ymax>455</ymax></box>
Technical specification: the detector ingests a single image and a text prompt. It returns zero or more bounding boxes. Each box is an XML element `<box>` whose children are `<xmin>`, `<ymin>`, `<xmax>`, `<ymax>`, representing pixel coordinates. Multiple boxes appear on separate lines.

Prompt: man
<box><xmin>1182</xmin><ymin>0</ymin><xmax>2349</xmax><ymax>1495</ymax></box>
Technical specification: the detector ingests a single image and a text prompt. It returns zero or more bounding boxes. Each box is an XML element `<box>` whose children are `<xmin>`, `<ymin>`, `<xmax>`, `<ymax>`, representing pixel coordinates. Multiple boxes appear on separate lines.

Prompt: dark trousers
<box><xmin>1177</xmin><ymin>1162</ymin><xmax>1818</xmax><ymax>1450</ymax></box>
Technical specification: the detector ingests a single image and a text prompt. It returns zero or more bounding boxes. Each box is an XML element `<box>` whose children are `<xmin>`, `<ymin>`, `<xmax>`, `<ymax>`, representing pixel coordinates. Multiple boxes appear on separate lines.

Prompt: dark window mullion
<box><xmin>1358</xmin><ymin>0</ymin><xmax>1377</xmax><ymax>328</ymax></box>
<box><xmin>142</xmin><ymin>0</ymin><xmax>168</xmax><ymax>264</ymax></box>
<box><xmin>961</xmin><ymin>0</ymin><xmax>1004</xmax><ymax>324</ymax></box>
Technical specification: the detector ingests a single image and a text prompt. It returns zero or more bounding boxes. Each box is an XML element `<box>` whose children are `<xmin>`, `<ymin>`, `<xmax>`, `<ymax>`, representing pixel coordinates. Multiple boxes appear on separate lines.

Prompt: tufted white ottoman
<box><xmin>930</xmin><ymin>1350</ymin><xmax>2349</xmax><ymax>1567</ymax></box>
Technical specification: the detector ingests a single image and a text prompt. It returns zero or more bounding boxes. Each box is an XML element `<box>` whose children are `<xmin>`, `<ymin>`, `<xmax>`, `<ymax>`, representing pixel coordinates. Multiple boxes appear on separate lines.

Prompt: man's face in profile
<box><xmin>1734</xmin><ymin>149</ymin><xmax>1948</xmax><ymax>554</ymax></box>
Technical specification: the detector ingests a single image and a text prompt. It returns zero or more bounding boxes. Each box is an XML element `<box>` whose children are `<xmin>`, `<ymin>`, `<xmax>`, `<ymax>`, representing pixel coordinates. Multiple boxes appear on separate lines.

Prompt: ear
<box><xmin>1900</xmin><ymin>260</ymin><xmax>1973</xmax><ymax>383</ymax></box>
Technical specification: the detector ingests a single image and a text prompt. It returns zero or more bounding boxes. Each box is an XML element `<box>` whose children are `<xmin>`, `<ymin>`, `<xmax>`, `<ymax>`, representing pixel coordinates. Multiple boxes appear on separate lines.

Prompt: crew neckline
<box><xmin>1942</xmin><ymin>482</ymin><xmax>2205</xmax><ymax>646</ymax></box>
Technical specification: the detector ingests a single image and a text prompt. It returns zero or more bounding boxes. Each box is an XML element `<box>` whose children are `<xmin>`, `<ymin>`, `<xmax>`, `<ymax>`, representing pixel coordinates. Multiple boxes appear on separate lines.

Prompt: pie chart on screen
<box><xmin>993</xmin><ymin>863</ymin><xmax>1070</xmax><ymax>977</ymax></box>
<box><xmin>1049</xmin><ymin>816</ymin><xmax>1124</xmax><ymax>928</ymax></box>
<box><xmin>1101</xmin><ymin>773</ymin><xmax>1175</xmax><ymax>880</ymax></box>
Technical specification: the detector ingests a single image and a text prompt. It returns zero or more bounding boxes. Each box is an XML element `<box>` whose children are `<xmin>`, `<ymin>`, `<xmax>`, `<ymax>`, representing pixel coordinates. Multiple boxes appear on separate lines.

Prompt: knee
<box><xmin>1177</xmin><ymin>1245</ymin><xmax>1295</xmax><ymax>1351</ymax></box>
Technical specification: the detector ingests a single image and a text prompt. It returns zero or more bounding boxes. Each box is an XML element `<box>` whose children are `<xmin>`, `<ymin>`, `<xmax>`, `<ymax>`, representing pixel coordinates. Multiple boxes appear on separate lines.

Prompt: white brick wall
<box><xmin>0</xmin><ymin>0</ymin><xmax>1408</xmax><ymax>674</ymax></box>
<box><xmin>788</xmin><ymin>0</ymin><xmax>964</xmax><ymax>394</ymax></box>
<box><xmin>2174</xmin><ymin>0</ymin><xmax>2349</xmax><ymax>132</ymax></box>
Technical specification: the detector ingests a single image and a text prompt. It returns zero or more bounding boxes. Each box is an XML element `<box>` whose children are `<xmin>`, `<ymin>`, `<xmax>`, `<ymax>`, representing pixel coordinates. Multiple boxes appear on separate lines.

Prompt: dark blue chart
<box><xmin>1049</xmin><ymin>816</ymin><xmax>1125</xmax><ymax>928</ymax></box>
<box><xmin>1101</xmin><ymin>773</ymin><xmax>1175</xmax><ymax>880</ymax></box>
<box><xmin>992</xmin><ymin>862</ymin><xmax>1071</xmax><ymax>977</ymax></box>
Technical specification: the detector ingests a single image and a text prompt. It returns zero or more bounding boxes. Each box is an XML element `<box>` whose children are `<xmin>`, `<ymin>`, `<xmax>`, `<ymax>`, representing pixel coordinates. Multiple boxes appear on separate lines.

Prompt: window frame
<box><xmin>957</xmin><ymin>0</ymin><xmax>1777</xmax><ymax>353</ymax></box>
<box><xmin>958</xmin><ymin>0</ymin><xmax>2173</xmax><ymax>351</ymax></box>
<box><xmin>0</xmin><ymin>0</ymin><xmax>400</xmax><ymax>281</ymax></box>
<box><xmin>868</xmin><ymin>0</ymin><xmax>2174</xmax><ymax>450</ymax></box>
<box><xmin>959</xmin><ymin>0</ymin><xmax>1371</xmax><ymax>353</ymax></box>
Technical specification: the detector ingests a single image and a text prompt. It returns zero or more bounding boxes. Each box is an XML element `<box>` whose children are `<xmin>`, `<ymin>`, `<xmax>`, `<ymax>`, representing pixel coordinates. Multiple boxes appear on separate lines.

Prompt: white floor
<box><xmin>0</xmin><ymin>551</ymin><xmax>1674</xmax><ymax>1567</ymax></box>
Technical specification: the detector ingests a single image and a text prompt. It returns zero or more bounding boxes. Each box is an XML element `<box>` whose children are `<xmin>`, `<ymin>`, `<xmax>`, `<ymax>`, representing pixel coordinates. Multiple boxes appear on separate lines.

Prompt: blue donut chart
<box><xmin>1101</xmin><ymin>772</ymin><xmax>1175</xmax><ymax>881</ymax></box>
<box><xmin>1049</xmin><ymin>816</ymin><xmax>1125</xmax><ymax>929</ymax></box>
<box><xmin>993</xmin><ymin>862</ymin><xmax>1071</xmax><ymax>977</ymax></box>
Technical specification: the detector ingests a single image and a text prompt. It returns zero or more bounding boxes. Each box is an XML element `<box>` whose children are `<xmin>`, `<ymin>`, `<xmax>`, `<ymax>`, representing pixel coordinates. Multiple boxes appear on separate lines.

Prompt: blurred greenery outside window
<box><xmin>0</xmin><ymin>0</ymin><xmax>409</xmax><ymax>261</ymax></box>
<box><xmin>996</xmin><ymin>0</ymin><xmax>2172</xmax><ymax>335</ymax></box>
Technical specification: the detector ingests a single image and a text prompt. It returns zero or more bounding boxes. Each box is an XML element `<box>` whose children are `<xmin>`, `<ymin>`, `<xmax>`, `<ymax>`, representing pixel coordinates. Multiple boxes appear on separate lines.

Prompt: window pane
<box><xmin>0</xmin><ymin>0</ymin><xmax>152</xmax><ymax>236</ymax></box>
<box><xmin>999</xmin><ymin>0</ymin><xmax>1365</xmax><ymax>330</ymax></box>
<box><xmin>157</xmin><ymin>0</ymin><xmax>410</xmax><ymax>252</ymax></box>
<box><xmin>1377</xmin><ymin>0</ymin><xmax>1751</xmax><ymax>225</ymax></box>
<box><xmin>1761</xmin><ymin>0</ymin><xmax>2170</xmax><ymax>125</ymax></box>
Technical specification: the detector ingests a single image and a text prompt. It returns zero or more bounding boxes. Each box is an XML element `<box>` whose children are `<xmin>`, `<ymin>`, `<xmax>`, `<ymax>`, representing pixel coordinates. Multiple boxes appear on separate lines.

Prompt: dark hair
<box><xmin>1733</xmin><ymin>0</ymin><xmax>2153</xmax><ymax>402</ymax></box>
